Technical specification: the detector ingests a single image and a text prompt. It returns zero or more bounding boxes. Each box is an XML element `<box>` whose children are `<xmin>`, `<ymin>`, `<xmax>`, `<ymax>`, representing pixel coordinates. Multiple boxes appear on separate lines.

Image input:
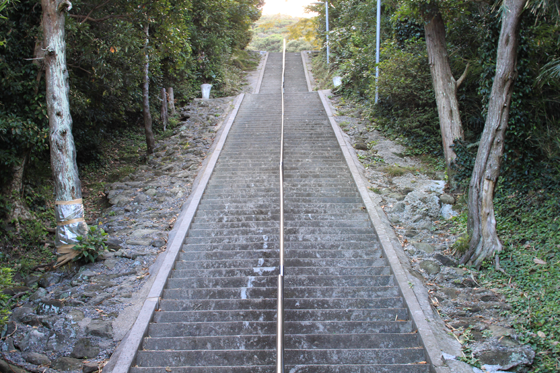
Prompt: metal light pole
<box><xmin>325</xmin><ymin>0</ymin><xmax>330</xmax><ymax>64</ymax></box>
<box><xmin>375</xmin><ymin>0</ymin><xmax>381</xmax><ymax>103</ymax></box>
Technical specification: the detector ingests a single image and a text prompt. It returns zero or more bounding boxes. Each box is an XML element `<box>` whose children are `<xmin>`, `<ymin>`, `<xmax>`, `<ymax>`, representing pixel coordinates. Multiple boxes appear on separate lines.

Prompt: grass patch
<box><xmin>382</xmin><ymin>165</ymin><xmax>416</xmax><ymax>177</ymax></box>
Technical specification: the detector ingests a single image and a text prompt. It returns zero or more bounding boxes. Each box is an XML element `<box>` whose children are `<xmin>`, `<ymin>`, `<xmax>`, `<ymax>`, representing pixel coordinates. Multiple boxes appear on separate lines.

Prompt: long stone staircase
<box><xmin>129</xmin><ymin>53</ymin><xmax>432</xmax><ymax>372</ymax></box>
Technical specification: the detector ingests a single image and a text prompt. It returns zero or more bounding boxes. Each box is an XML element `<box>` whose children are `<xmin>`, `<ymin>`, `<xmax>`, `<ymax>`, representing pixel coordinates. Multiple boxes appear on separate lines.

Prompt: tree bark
<box><xmin>167</xmin><ymin>87</ymin><xmax>176</xmax><ymax>115</ymax></box>
<box><xmin>422</xmin><ymin>4</ymin><xmax>464</xmax><ymax>173</ymax></box>
<box><xmin>142</xmin><ymin>23</ymin><xmax>155</xmax><ymax>154</ymax></box>
<box><xmin>161</xmin><ymin>87</ymin><xmax>168</xmax><ymax>131</ymax></box>
<box><xmin>5</xmin><ymin>151</ymin><xmax>34</xmax><ymax>231</ymax></box>
<box><xmin>462</xmin><ymin>0</ymin><xmax>527</xmax><ymax>268</ymax></box>
<box><xmin>42</xmin><ymin>0</ymin><xmax>88</xmax><ymax>266</ymax></box>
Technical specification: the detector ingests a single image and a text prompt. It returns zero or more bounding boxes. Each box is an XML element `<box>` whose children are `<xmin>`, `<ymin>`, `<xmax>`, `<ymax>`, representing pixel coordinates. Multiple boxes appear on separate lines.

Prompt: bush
<box><xmin>72</xmin><ymin>225</ymin><xmax>108</xmax><ymax>264</ymax></box>
<box><xmin>368</xmin><ymin>39</ymin><xmax>441</xmax><ymax>157</ymax></box>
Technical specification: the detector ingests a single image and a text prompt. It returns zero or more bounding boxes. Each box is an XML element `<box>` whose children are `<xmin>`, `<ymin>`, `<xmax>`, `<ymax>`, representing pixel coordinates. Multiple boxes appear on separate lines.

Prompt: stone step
<box><xmin>134</xmin><ymin>348</ymin><xmax>426</xmax><ymax>367</ymax></box>
<box><xmin>174</xmin><ymin>257</ymin><xmax>387</xmax><ymax>270</ymax></box>
<box><xmin>131</xmin><ymin>364</ymin><xmax>430</xmax><ymax>373</ymax></box>
<box><xmin>153</xmin><ymin>308</ymin><xmax>407</xmax><ymax>323</ymax></box>
<box><xmin>178</xmin><ymin>249</ymin><xmax>380</xmax><ymax>261</ymax></box>
<box><xmin>189</xmin><ymin>219</ymin><xmax>370</xmax><ymax>230</ymax></box>
<box><xmin>181</xmin><ymin>241</ymin><xmax>382</xmax><ymax>252</ymax></box>
<box><xmin>170</xmin><ymin>266</ymin><xmax>391</xmax><ymax>278</ymax></box>
<box><xmin>165</xmin><ymin>275</ymin><xmax>394</xmax><ymax>290</ymax></box>
<box><xmin>142</xmin><ymin>333</ymin><xmax>420</xmax><ymax>351</ymax></box>
<box><xmin>183</xmin><ymin>234</ymin><xmax>377</xmax><ymax>245</ymax></box>
<box><xmin>162</xmin><ymin>285</ymin><xmax>400</xmax><ymax>300</ymax></box>
<box><xmin>158</xmin><ymin>297</ymin><xmax>405</xmax><ymax>312</ymax></box>
<box><xmin>148</xmin><ymin>320</ymin><xmax>413</xmax><ymax>338</ymax></box>
<box><xmin>186</xmin><ymin>227</ymin><xmax>374</xmax><ymax>238</ymax></box>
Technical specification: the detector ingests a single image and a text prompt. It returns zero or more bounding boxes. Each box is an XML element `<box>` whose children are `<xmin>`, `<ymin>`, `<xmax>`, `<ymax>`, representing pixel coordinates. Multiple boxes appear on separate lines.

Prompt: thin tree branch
<box><xmin>69</xmin><ymin>13</ymin><xmax>129</xmax><ymax>23</ymax></box>
<box><xmin>78</xmin><ymin>0</ymin><xmax>111</xmax><ymax>24</ymax></box>
<box><xmin>68</xmin><ymin>64</ymin><xmax>92</xmax><ymax>75</ymax></box>
<box><xmin>456</xmin><ymin>62</ymin><xmax>470</xmax><ymax>89</ymax></box>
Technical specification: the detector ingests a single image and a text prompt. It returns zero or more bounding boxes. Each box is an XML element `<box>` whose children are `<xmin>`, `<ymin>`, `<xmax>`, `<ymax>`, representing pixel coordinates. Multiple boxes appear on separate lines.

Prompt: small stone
<box><xmin>71</xmin><ymin>338</ymin><xmax>100</xmax><ymax>359</ymax></box>
<box><xmin>109</xmin><ymin>194</ymin><xmax>129</xmax><ymax>206</ymax></box>
<box><xmin>83</xmin><ymin>361</ymin><xmax>100</xmax><ymax>373</ymax></box>
<box><xmin>18</xmin><ymin>329</ymin><xmax>47</xmax><ymax>352</ymax></box>
<box><xmin>0</xmin><ymin>360</ymin><xmax>28</xmax><ymax>373</ymax></box>
<box><xmin>405</xmin><ymin>229</ymin><xmax>419</xmax><ymax>237</ymax></box>
<box><xmin>145</xmin><ymin>189</ymin><xmax>157</xmax><ymax>197</ymax></box>
<box><xmin>104</xmin><ymin>258</ymin><xmax>119</xmax><ymax>269</ymax></box>
<box><xmin>24</xmin><ymin>352</ymin><xmax>51</xmax><ymax>366</ymax></box>
<box><xmin>86</xmin><ymin>320</ymin><xmax>113</xmax><ymax>338</ymax></box>
<box><xmin>38</xmin><ymin>273</ymin><xmax>63</xmax><ymax>288</ymax></box>
<box><xmin>387</xmin><ymin>192</ymin><xmax>405</xmax><ymax>201</ymax></box>
<box><xmin>126</xmin><ymin>238</ymin><xmax>152</xmax><ymax>246</ymax></box>
<box><xmin>392</xmin><ymin>202</ymin><xmax>406</xmax><ymax>213</ymax></box>
<box><xmin>37</xmin><ymin>299</ymin><xmax>63</xmax><ymax>315</ymax></box>
<box><xmin>124</xmin><ymin>206</ymin><xmax>133</xmax><ymax>212</ymax></box>
<box><xmin>420</xmin><ymin>260</ymin><xmax>441</xmax><ymax>275</ymax></box>
<box><xmin>440</xmin><ymin>193</ymin><xmax>455</xmax><ymax>205</ymax></box>
<box><xmin>414</xmin><ymin>243</ymin><xmax>435</xmax><ymax>254</ymax></box>
<box><xmin>106</xmin><ymin>237</ymin><xmax>122</xmax><ymax>250</ymax></box>
<box><xmin>52</xmin><ymin>357</ymin><xmax>83</xmax><ymax>371</ymax></box>
<box><xmin>475</xmin><ymin>345</ymin><xmax>535</xmax><ymax>370</ymax></box>
<box><xmin>434</xmin><ymin>253</ymin><xmax>458</xmax><ymax>267</ymax></box>
<box><xmin>441</xmin><ymin>287</ymin><xmax>459</xmax><ymax>299</ymax></box>
<box><xmin>488</xmin><ymin>325</ymin><xmax>514</xmax><ymax>338</ymax></box>
<box><xmin>2</xmin><ymin>285</ymin><xmax>31</xmax><ymax>296</ymax></box>
<box><xmin>151</xmin><ymin>238</ymin><xmax>166</xmax><ymax>247</ymax></box>
<box><xmin>11</xmin><ymin>307</ymin><xmax>40</xmax><ymax>326</ymax></box>
<box><xmin>67</xmin><ymin>309</ymin><xmax>85</xmax><ymax>322</ymax></box>
<box><xmin>354</xmin><ymin>142</ymin><xmax>368</xmax><ymax>150</ymax></box>
<box><xmin>134</xmin><ymin>194</ymin><xmax>148</xmax><ymax>203</ymax></box>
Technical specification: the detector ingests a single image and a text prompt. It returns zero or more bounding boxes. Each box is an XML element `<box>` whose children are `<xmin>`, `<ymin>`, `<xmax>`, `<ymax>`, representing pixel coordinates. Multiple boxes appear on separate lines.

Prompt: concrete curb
<box><xmin>318</xmin><ymin>90</ymin><xmax>449</xmax><ymax>373</ymax></box>
<box><xmin>254</xmin><ymin>52</ymin><xmax>269</xmax><ymax>94</ymax></box>
<box><xmin>301</xmin><ymin>51</ymin><xmax>313</xmax><ymax>92</ymax></box>
<box><xmin>107</xmin><ymin>93</ymin><xmax>246</xmax><ymax>373</ymax></box>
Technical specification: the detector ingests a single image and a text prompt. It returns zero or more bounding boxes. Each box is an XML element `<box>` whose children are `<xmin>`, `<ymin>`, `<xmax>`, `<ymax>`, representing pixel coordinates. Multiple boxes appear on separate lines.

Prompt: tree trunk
<box><xmin>422</xmin><ymin>4</ymin><xmax>464</xmax><ymax>173</ymax></box>
<box><xmin>167</xmin><ymin>87</ymin><xmax>176</xmax><ymax>115</ymax></box>
<box><xmin>161</xmin><ymin>87</ymin><xmax>168</xmax><ymax>131</ymax></box>
<box><xmin>42</xmin><ymin>0</ymin><xmax>88</xmax><ymax>266</ymax></box>
<box><xmin>462</xmin><ymin>0</ymin><xmax>527</xmax><ymax>268</ymax></box>
<box><xmin>142</xmin><ymin>23</ymin><xmax>155</xmax><ymax>154</ymax></box>
<box><xmin>5</xmin><ymin>151</ymin><xmax>34</xmax><ymax>231</ymax></box>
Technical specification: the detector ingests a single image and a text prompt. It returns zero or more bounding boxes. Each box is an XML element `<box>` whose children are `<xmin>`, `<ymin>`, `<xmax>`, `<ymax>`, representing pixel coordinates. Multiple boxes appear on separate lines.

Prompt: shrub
<box><xmin>72</xmin><ymin>225</ymin><xmax>108</xmax><ymax>264</ymax></box>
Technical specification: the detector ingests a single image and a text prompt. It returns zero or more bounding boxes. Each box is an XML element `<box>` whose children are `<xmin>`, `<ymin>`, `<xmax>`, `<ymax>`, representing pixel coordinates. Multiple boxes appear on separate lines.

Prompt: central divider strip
<box><xmin>276</xmin><ymin>39</ymin><xmax>286</xmax><ymax>373</ymax></box>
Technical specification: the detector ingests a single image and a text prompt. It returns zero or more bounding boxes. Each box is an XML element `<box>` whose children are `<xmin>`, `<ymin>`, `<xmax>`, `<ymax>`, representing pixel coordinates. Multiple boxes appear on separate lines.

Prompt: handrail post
<box><xmin>276</xmin><ymin>39</ymin><xmax>286</xmax><ymax>373</ymax></box>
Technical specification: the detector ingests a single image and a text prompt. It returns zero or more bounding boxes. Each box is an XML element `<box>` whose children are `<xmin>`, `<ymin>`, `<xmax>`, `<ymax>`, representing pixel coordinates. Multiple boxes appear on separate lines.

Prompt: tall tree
<box><xmin>421</xmin><ymin>2</ymin><xmax>467</xmax><ymax>174</ymax></box>
<box><xmin>142</xmin><ymin>22</ymin><xmax>155</xmax><ymax>154</ymax></box>
<box><xmin>42</xmin><ymin>0</ymin><xmax>88</xmax><ymax>265</ymax></box>
<box><xmin>462</xmin><ymin>0</ymin><xmax>528</xmax><ymax>267</ymax></box>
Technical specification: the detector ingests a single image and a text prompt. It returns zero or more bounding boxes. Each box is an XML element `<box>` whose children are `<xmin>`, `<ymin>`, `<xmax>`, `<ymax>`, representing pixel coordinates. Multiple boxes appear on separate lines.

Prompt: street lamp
<box><xmin>311</xmin><ymin>1</ymin><xmax>329</xmax><ymax>64</ymax></box>
<box><xmin>375</xmin><ymin>0</ymin><xmax>381</xmax><ymax>104</ymax></box>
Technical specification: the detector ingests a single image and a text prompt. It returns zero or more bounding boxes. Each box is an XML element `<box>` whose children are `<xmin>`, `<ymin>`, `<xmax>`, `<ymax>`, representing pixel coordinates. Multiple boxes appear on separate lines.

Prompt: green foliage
<box><xmin>369</xmin><ymin>39</ymin><xmax>441</xmax><ymax>157</ymax></box>
<box><xmin>72</xmin><ymin>225</ymin><xmax>108</xmax><ymax>264</ymax></box>
<box><xmin>479</xmin><ymin>188</ymin><xmax>560</xmax><ymax>372</ymax></box>
<box><xmin>248</xmin><ymin>14</ymin><xmax>314</xmax><ymax>52</ymax></box>
<box><xmin>0</xmin><ymin>268</ymin><xmax>13</xmax><ymax>327</ymax></box>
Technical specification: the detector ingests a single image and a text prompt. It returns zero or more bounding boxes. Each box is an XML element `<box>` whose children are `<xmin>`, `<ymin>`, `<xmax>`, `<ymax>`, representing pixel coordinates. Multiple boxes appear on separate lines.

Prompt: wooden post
<box><xmin>167</xmin><ymin>87</ymin><xmax>176</xmax><ymax>115</ymax></box>
<box><xmin>161</xmin><ymin>87</ymin><xmax>168</xmax><ymax>131</ymax></box>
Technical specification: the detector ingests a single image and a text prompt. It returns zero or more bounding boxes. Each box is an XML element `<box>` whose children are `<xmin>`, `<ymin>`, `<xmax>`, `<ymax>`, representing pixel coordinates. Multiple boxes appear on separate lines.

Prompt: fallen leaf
<box><xmin>537</xmin><ymin>331</ymin><xmax>546</xmax><ymax>338</ymax></box>
<box><xmin>533</xmin><ymin>257</ymin><xmax>547</xmax><ymax>265</ymax></box>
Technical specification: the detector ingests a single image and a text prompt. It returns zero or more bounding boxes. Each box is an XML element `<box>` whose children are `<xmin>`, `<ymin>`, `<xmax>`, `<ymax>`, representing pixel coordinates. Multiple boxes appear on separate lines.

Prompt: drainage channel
<box><xmin>109</xmin><ymin>50</ymin><xmax>438</xmax><ymax>373</ymax></box>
